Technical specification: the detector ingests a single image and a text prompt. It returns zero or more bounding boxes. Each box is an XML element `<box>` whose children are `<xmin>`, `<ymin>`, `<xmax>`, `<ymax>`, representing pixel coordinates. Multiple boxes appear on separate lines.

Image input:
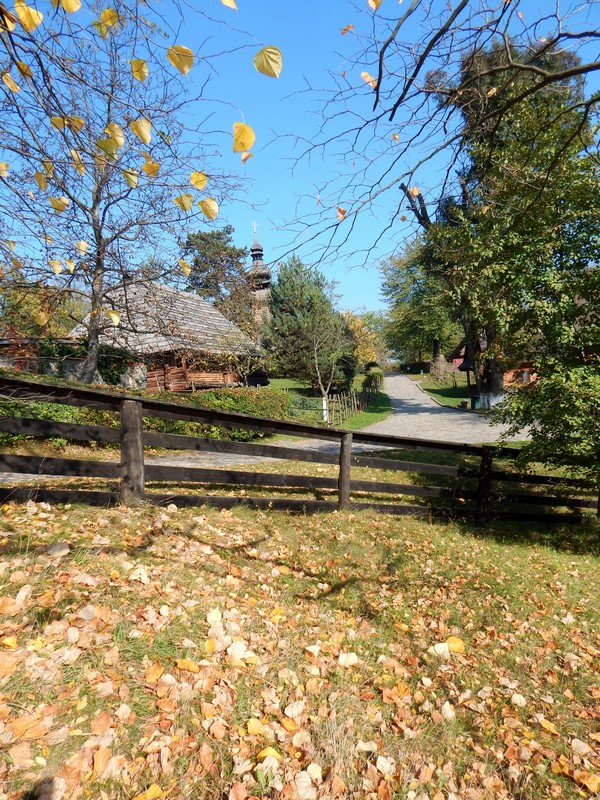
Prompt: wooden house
<box><xmin>69</xmin><ymin>281</ymin><xmax>259</xmax><ymax>391</ymax></box>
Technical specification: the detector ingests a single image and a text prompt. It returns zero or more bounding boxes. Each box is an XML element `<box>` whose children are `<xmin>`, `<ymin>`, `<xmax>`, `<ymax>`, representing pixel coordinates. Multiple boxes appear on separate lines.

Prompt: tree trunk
<box><xmin>432</xmin><ymin>337</ymin><xmax>441</xmax><ymax>361</ymax></box>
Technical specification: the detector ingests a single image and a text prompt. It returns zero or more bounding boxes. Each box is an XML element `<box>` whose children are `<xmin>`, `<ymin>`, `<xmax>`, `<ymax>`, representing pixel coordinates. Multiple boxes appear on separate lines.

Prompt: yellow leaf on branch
<box><xmin>42</xmin><ymin>160</ymin><xmax>54</xmax><ymax>177</ymax></box>
<box><xmin>179</xmin><ymin>259</ymin><xmax>192</xmax><ymax>277</ymax></box>
<box><xmin>76</xmin><ymin>240</ymin><xmax>89</xmax><ymax>254</ymax></box>
<box><xmin>198</xmin><ymin>198</ymin><xmax>218</xmax><ymax>220</ymax></box>
<box><xmin>105</xmin><ymin>122</ymin><xmax>125</xmax><ymax>148</ymax></box>
<box><xmin>66</xmin><ymin>115</ymin><xmax>85</xmax><ymax>132</ymax></box>
<box><xmin>0</xmin><ymin>5</ymin><xmax>17</xmax><ymax>31</ymax></box>
<box><xmin>100</xmin><ymin>7</ymin><xmax>119</xmax><ymax>27</ymax></box>
<box><xmin>341</xmin><ymin>24</ymin><xmax>354</xmax><ymax>35</ymax></box>
<box><xmin>14</xmin><ymin>0</ymin><xmax>43</xmax><ymax>32</ymax></box>
<box><xmin>123</xmin><ymin>169</ymin><xmax>139</xmax><ymax>188</ymax></box>
<box><xmin>130</xmin><ymin>117</ymin><xmax>152</xmax><ymax>145</ymax></box>
<box><xmin>2</xmin><ymin>73</ymin><xmax>20</xmax><ymax>93</ymax></box>
<box><xmin>16</xmin><ymin>61</ymin><xmax>33</xmax><ymax>78</ymax></box>
<box><xmin>174</xmin><ymin>193</ymin><xmax>193</xmax><ymax>212</ymax></box>
<box><xmin>167</xmin><ymin>45</ymin><xmax>194</xmax><ymax>76</ymax></box>
<box><xmin>65</xmin><ymin>259</ymin><xmax>75</xmax><ymax>273</ymax></box>
<box><xmin>70</xmin><ymin>149</ymin><xmax>86</xmax><ymax>175</ymax></box>
<box><xmin>130</xmin><ymin>59</ymin><xmax>148</xmax><ymax>82</ymax></box>
<box><xmin>54</xmin><ymin>0</ymin><xmax>82</xmax><ymax>13</ymax></box>
<box><xmin>141</xmin><ymin>155</ymin><xmax>160</xmax><ymax>177</ymax></box>
<box><xmin>50</xmin><ymin>116</ymin><xmax>66</xmax><ymax>130</ymax></box>
<box><xmin>254</xmin><ymin>45</ymin><xmax>283</xmax><ymax>79</ymax></box>
<box><xmin>367</xmin><ymin>0</ymin><xmax>382</xmax><ymax>9</ymax></box>
<box><xmin>48</xmin><ymin>259</ymin><xmax>63</xmax><ymax>274</ymax></box>
<box><xmin>232</xmin><ymin>121</ymin><xmax>255</xmax><ymax>153</ymax></box>
<box><xmin>35</xmin><ymin>169</ymin><xmax>48</xmax><ymax>189</ymax></box>
<box><xmin>0</xmin><ymin>162</ymin><xmax>8</xmax><ymax>177</ymax></box>
<box><xmin>336</xmin><ymin>206</ymin><xmax>347</xmax><ymax>221</ymax></box>
<box><xmin>190</xmin><ymin>171</ymin><xmax>208</xmax><ymax>190</ymax></box>
<box><xmin>49</xmin><ymin>196</ymin><xmax>69</xmax><ymax>213</ymax></box>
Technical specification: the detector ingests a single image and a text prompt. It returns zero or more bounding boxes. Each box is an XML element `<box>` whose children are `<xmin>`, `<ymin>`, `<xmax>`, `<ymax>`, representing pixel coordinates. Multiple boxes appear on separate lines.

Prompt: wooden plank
<box><xmin>0</xmin><ymin>487</ymin><xmax>119</xmax><ymax>506</ymax></box>
<box><xmin>338</xmin><ymin>432</ymin><xmax>353</xmax><ymax>510</ymax></box>
<box><xmin>143</xmin><ymin>432</ymin><xmax>340</xmax><ymax>464</ymax></box>
<box><xmin>145</xmin><ymin>465</ymin><xmax>337</xmax><ymax>490</ymax></box>
<box><xmin>490</xmin><ymin>469</ymin><xmax>595</xmax><ymax>489</ymax></box>
<box><xmin>489</xmin><ymin>491</ymin><xmax>596</xmax><ymax>510</ymax></box>
<box><xmin>143</xmin><ymin>493</ymin><xmax>338</xmax><ymax>513</ymax></box>
<box><xmin>0</xmin><ymin>416</ymin><xmax>121</xmax><ymax>443</ymax></box>
<box><xmin>350</xmin><ymin>454</ymin><xmax>469</xmax><ymax>477</ymax></box>
<box><xmin>492</xmin><ymin>510</ymin><xmax>588</xmax><ymax>524</ymax></box>
<box><xmin>350</xmin><ymin>479</ymin><xmax>476</xmax><ymax>500</ymax></box>
<box><xmin>0</xmin><ymin>454</ymin><xmax>119</xmax><ymax>478</ymax></box>
<box><xmin>120</xmin><ymin>400</ymin><xmax>145</xmax><ymax>504</ymax></box>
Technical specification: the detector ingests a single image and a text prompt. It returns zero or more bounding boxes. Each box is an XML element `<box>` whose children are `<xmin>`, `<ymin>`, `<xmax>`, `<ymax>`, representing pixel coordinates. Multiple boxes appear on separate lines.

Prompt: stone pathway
<box><xmin>361</xmin><ymin>372</ymin><xmax>527</xmax><ymax>445</ymax></box>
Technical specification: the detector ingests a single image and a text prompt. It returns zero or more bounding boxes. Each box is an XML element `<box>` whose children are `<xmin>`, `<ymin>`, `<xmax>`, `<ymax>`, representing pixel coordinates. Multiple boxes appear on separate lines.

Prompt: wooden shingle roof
<box><xmin>70</xmin><ymin>281</ymin><xmax>256</xmax><ymax>356</ymax></box>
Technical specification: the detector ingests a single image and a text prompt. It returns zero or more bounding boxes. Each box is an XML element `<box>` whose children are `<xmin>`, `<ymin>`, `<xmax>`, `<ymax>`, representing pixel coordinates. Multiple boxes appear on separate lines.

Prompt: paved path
<box><xmin>363</xmin><ymin>372</ymin><xmax>527</xmax><ymax>444</ymax></box>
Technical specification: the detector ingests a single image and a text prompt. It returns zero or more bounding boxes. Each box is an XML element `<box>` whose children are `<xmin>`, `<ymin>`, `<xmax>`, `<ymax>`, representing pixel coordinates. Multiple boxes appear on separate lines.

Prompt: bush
<box><xmin>363</xmin><ymin>366</ymin><xmax>384</xmax><ymax>390</ymax></box>
<box><xmin>0</xmin><ymin>387</ymin><xmax>292</xmax><ymax>446</ymax></box>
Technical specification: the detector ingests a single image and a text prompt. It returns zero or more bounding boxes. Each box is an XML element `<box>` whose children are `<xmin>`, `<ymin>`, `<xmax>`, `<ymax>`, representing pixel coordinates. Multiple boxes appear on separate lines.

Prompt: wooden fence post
<box><xmin>120</xmin><ymin>399</ymin><xmax>145</xmax><ymax>505</ymax></box>
<box><xmin>338</xmin><ymin>432</ymin><xmax>353</xmax><ymax>510</ymax></box>
<box><xmin>475</xmin><ymin>447</ymin><xmax>494</xmax><ymax>524</ymax></box>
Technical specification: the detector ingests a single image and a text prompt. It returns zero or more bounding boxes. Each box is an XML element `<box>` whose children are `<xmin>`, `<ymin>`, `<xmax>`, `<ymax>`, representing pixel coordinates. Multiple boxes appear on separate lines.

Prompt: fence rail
<box><xmin>0</xmin><ymin>374</ymin><xmax>597</xmax><ymax>524</ymax></box>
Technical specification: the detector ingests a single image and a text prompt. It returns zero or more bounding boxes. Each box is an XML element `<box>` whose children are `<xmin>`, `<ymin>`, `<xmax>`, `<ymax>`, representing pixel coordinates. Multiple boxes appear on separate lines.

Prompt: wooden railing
<box><xmin>0</xmin><ymin>375</ymin><xmax>597</xmax><ymax>524</ymax></box>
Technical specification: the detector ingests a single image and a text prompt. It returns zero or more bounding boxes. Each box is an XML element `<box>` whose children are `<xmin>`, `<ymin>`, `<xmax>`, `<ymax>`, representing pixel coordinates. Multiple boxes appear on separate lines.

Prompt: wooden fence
<box><xmin>0</xmin><ymin>375</ymin><xmax>597</xmax><ymax>524</ymax></box>
<box><xmin>327</xmin><ymin>386</ymin><xmax>379</xmax><ymax>426</ymax></box>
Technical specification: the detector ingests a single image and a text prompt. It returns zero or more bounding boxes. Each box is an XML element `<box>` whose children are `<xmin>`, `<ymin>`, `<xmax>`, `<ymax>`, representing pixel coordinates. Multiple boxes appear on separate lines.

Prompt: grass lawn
<box><xmin>408</xmin><ymin>373</ymin><xmax>472</xmax><ymax>409</ymax></box>
<box><xmin>0</xmin><ymin>501</ymin><xmax>598</xmax><ymax>800</ymax></box>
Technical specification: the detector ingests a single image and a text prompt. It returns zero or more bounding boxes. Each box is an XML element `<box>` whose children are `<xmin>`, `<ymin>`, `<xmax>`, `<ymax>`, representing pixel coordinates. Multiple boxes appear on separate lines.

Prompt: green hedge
<box><xmin>0</xmin><ymin>387</ymin><xmax>292</xmax><ymax>446</ymax></box>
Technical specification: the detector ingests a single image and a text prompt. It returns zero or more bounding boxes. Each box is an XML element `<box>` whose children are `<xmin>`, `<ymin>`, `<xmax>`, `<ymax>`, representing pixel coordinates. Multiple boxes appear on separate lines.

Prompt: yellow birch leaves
<box><xmin>254</xmin><ymin>46</ymin><xmax>283</xmax><ymax>79</ymax></box>
<box><xmin>233</xmin><ymin>122</ymin><xmax>255</xmax><ymax>153</ymax></box>
<box><xmin>167</xmin><ymin>45</ymin><xmax>194</xmax><ymax>76</ymax></box>
<box><xmin>130</xmin><ymin>59</ymin><xmax>148</xmax><ymax>82</ymax></box>
<box><xmin>190</xmin><ymin>172</ymin><xmax>208</xmax><ymax>191</ymax></box>
<box><xmin>14</xmin><ymin>0</ymin><xmax>43</xmax><ymax>32</ymax></box>
<box><xmin>179</xmin><ymin>259</ymin><xmax>192</xmax><ymax>276</ymax></box>
<box><xmin>130</xmin><ymin>118</ymin><xmax>152</xmax><ymax>145</ymax></box>
<box><xmin>198</xmin><ymin>198</ymin><xmax>219</xmax><ymax>220</ymax></box>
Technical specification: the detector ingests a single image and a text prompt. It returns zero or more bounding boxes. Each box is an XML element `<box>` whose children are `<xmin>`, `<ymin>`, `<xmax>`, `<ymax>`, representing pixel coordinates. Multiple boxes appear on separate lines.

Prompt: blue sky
<box><xmin>179</xmin><ymin>0</ymin><xmax>600</xmax><ymax>313</ymax></box>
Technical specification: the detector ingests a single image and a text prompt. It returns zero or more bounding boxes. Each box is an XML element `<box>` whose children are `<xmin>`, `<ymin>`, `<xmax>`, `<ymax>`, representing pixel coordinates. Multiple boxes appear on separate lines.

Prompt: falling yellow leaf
<box><xmin>49</xmin><ymin>259</ymin><xmax>63</xmax><ymax>274</ymax></box>
<box><xmin>16</xmin><ymin>61</ymin><xmax>33</xmax><ymax>78</ymax></box>
<box><xmin>167</xmin><ymin>45</ymin><xmax>194</xmax><ymax>76</ymax></box>
<box><xmin>179</xmin><ymin>259</ymin><xmax>192</xmax><ymax>277</ymax></box>
<box><xmin>336</xmin><ymin>206</ymin><xmax>347</xmax><ymax>221</ymax></box>
<box><xmin>190</xmin><ymin>171</ymin><xmax>207</xmax><ymax>190</ymax></box>
<box><xmin>56</xmin><ymin>0</ymin><xmax>82</xmax><ymax>13</ymax></box>
<box><xmin>70</xmin><ymin>149</ymin><xmax>86</xmax><ymax>175</ymax></box>
<box><xmin>341</xmin><ymin>24</ymin><xmax>354</xmax><ymax>35</ymax></box>
<box><xmin>141</xmin><ymin>158</ymin><xmax>160</xmax><ymax>178</ymax></box>
<box><xmin>131</xmin><ymin>786</ymin><xmax>164</xmax><ymax>800</ymax></box>
<box><xmin>0</xmin><ymin>5</ymin><xmax>17</xmax><ymax>30</ymax></box>
<box><xmin>130</xmin><ymin>117</ymin><xmax>152</xmax><ymax>145</ymax></box>
<box><xmin>123</xmin><ymin>169</ymin><xmax>139</xmax><ymax>188</ymax></box>
<box><xmin>360</xmin><ymin>71</ymin><xmax>377</xmax><ymax>89</ymax></box>
<box><xmin>240</xmin><ymin>151</ymin><xmax>253</xmax><ymax>165</ymax></box>
<box><xmin>15</xmin><ymin>0</ymin><xmax>43</xmax><ymax>32</ymax></box>
<box><xmin>176</xmin><ymin>658</ymin><xmax>200</xmax><ymax>673</ymax></box>
<box><xmin>50</xmin><ymin>116</ymin><xmax>66</xmax><ymax>130</ymax></box>
<box><xmin>0</xmin><ymin>162</ymin><xmax>8</xmax><ymax>177</ymax></box>
<box><xmin>254</xmin><ymin>45</ymin><xmax>283</xmax><ymax>79</ymax></box>
<box><xmin>34</xmin><ymin>311</ymin><xmax>49</xmax><ymax>326</ymax></box>
<box><xmin>49</xmin><ymin>196</ymin><xmax>69</xmax><ymax>213</ymax></box>
<box><xmin>130</xmin><ymin>59</ymin><xmax>148</xmax><ymax>82</ymax></box>
<box><xmin>105</xmin><ymin>122</ymin><xmax>125</xmax><ymax>148</ymax></box>
<box><xmin>446</xmin><ymin>636</ymin><xmax>466</xmax><ymax>654</ymax></box>
<box><xmin>76</xmin><ymin>240</ymin><xmax>89</xmax><ymax>254</ymax></box>
<box><xmin>220</xmin><ymin>0</ymin><xmax>237</xmax><ymax>8</ymax></box>
<box><xmin>100</xmin><ymin>7</ymin><xmax>119</xmax><ymax>27</ymax></box>
<box><xmin>367</xmin><ymin>0</ymin><xmax>382</xmax><ymax>9</ymax></box>
<box><xmin>232</xmin><ymin>121</ymin><xmax>255</xmax><ymax>153</ymax></box>
<box><xmin>2</xmin><ymin>73</ymin><xmax>20</xmax><ymax>93</ymax></box>
<box><xmin>105</xmin><ymin>310</ymin><xmax>121</xmax><ymax>325</ymax></box>
<box><xmin>198</xmin><ymin>198</ymin><xmax>218</xmax><ymax>220</ymax></box>
<box><xmin>174</xmin><ymin>193</ymin><xmax>193</xmax><ymax>212</ymax></box>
